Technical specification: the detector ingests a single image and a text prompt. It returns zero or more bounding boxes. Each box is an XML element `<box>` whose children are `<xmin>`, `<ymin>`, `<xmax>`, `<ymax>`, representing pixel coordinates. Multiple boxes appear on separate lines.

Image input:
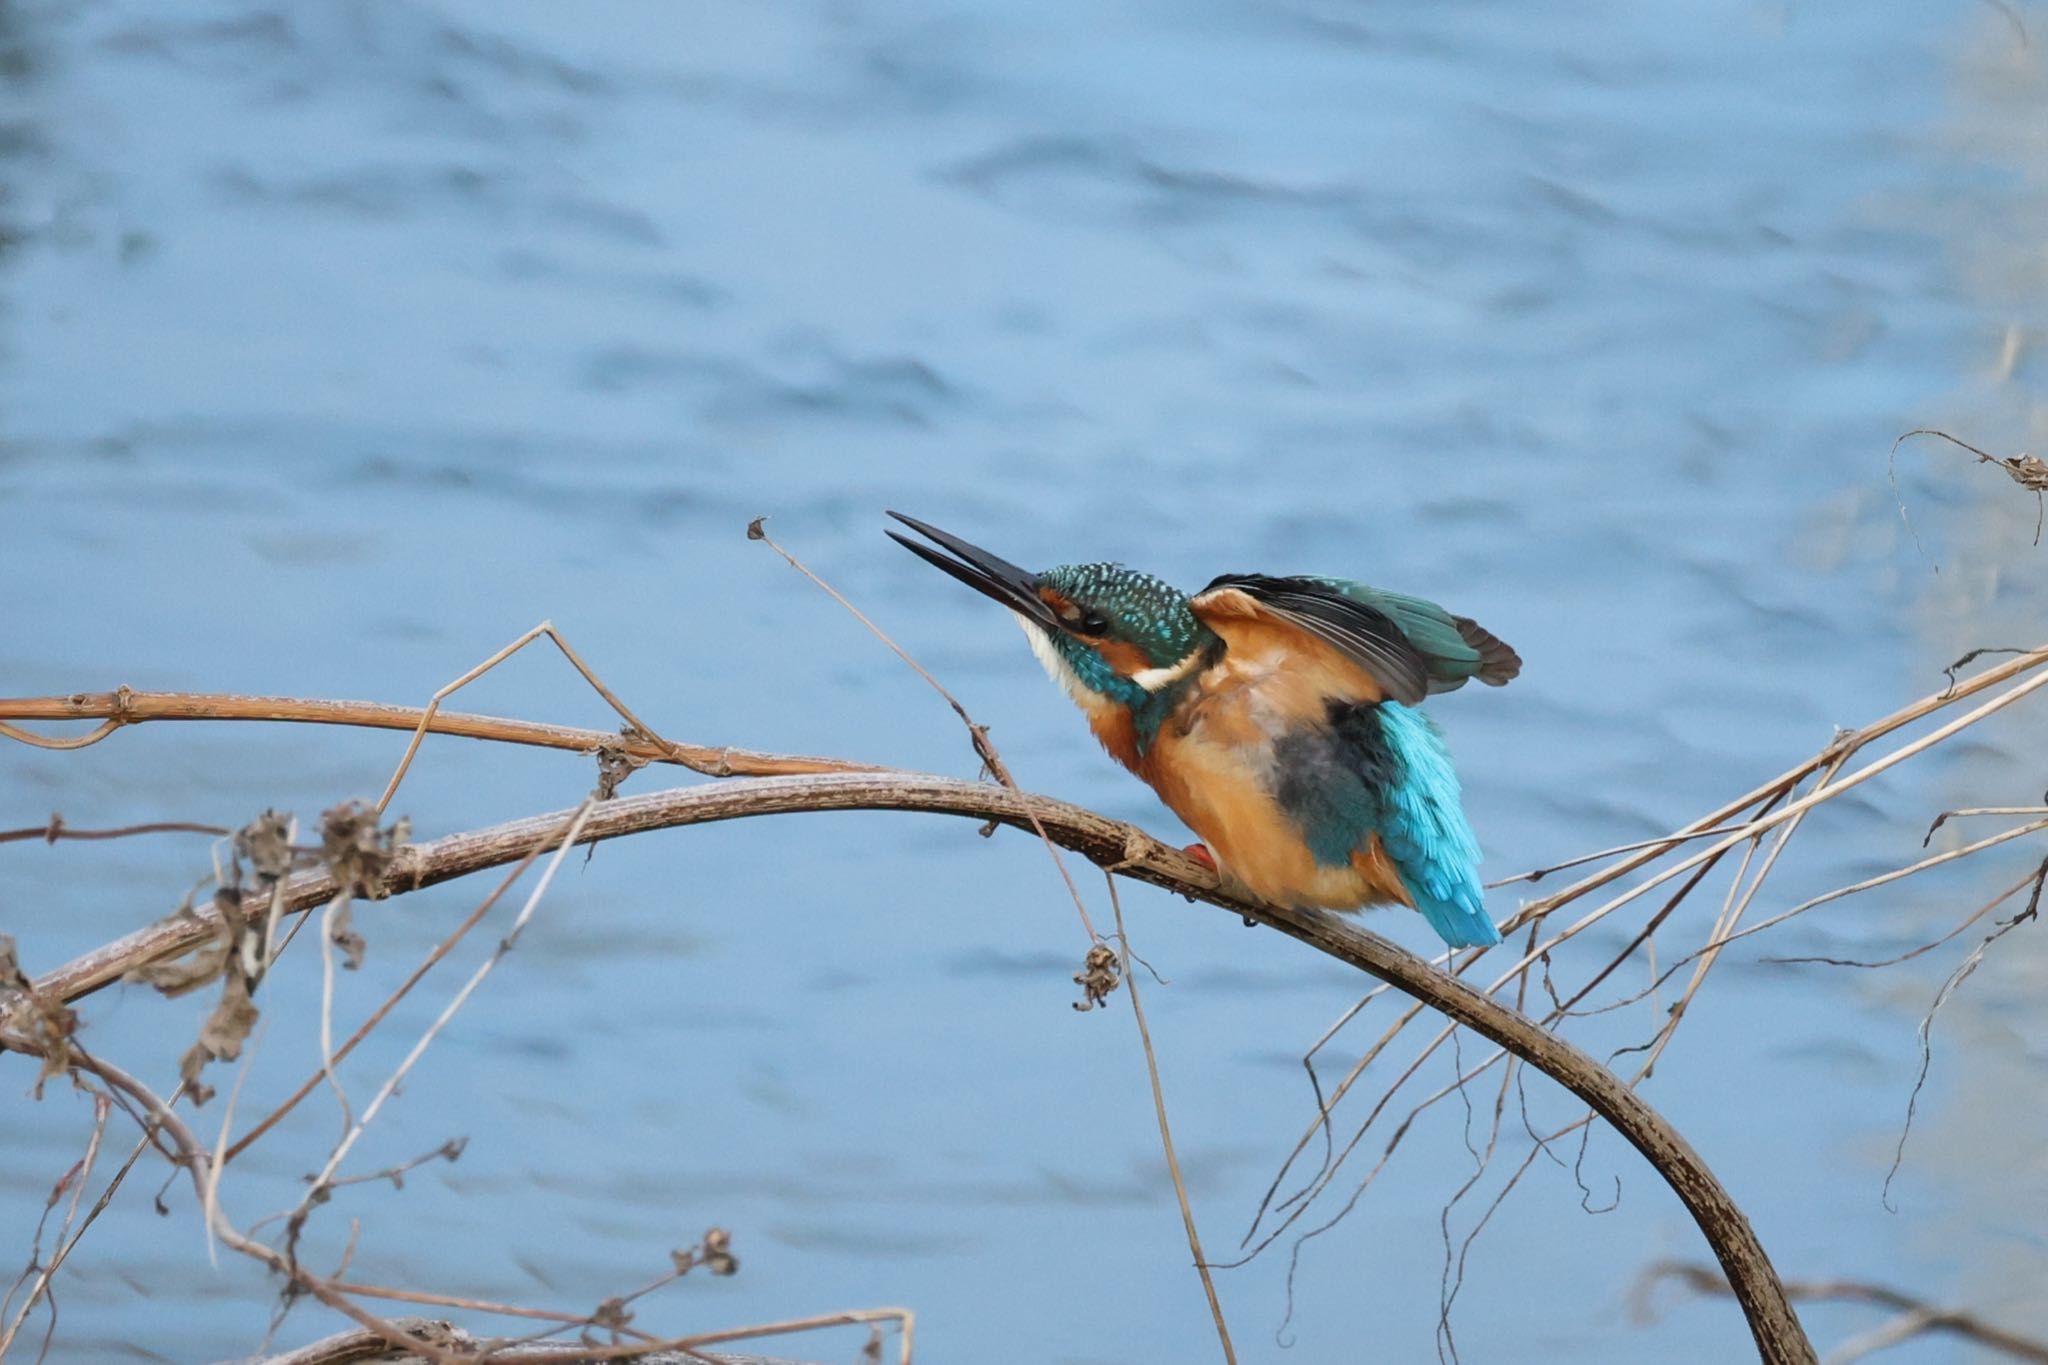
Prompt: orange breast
<box><xmin>1084</xmin><ymin>703</ymin><xmax>1141</xmax><ymax>772</ymax></box>
<box><xmin>1135</xmin><ymin>636</ymin><xmax>1410</xmax><ymax>913</ymax></box>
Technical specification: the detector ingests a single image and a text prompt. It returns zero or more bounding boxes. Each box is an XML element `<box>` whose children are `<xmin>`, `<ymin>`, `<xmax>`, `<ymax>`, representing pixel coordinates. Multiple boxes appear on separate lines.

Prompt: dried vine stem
<box><xmin>1109</xmin><ymin>876</ymin><xmax>1235</xmax><ymax>1363</ymax></box>
<box><xmin>1240</xmin><ymin>646</ymin><xmax>2048</xmax><ymax>1257</ymax></box>
<box><xmin>748</xmin><ymin>521</ymin><xmax>1102</xmax><ymax>941</ymax></box>
<box><xmin>1242</xmin><ymin>645</ymin><xmax>2048</xmax><ymax>1272</ymax></box>
<box><xmin>18</xmin><ymin>774</ymin><xmax>1814</xmax><ymax>1363</ymax></box>
<box><xmin>0</xmin><ymin>690</ymin><xmax>888</xmax><ymax>779</ymax></box>
<box><xmin>1646</xmin><ymin>1261</ymin><xmax>2048</xmax><ymax>1364</ymax></box>
<box><xmin>8</xmin><ymin>824</ymin><xmax>908</xmax><ymax>1365</ymax></box>
<box><xmin>269</xmin><ymin>1318</ymin><xmax>888</xmax><ymax>1365</ymax></box>
<box><xmin>1497</xmin><ymin>643</ymin><xmax>2048</xmax><ymax>923</ymax></box>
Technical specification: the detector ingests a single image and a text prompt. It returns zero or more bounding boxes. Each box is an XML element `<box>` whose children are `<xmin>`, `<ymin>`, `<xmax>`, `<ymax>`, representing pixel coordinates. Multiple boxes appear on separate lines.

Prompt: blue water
<box><xmin>4</xmin><ymin>2</ymin><xmax>2047</xmax><ymax>1361</ymax></box>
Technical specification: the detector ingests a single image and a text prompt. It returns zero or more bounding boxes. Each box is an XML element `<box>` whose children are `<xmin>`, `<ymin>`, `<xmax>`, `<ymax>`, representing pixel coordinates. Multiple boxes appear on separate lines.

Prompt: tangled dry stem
<box><xmin>9</xmin><ymin>768</ymin><xmax>1816</xmax><ymax>1363</ymax></box>
<box><xmin>1644</xmin><ymin>1261</ymin><xmax>2048</xmax><ymax>1364</ymax></box>
<box><xmin>12</xmin><ymin>637</ymin><xmax>2042</xmax><ymax>1361</ymax></box>
<box><xmin>1234</xmin><ymin>642</ymin><xmax>2048</xmax><ymax>1325</ymax></box>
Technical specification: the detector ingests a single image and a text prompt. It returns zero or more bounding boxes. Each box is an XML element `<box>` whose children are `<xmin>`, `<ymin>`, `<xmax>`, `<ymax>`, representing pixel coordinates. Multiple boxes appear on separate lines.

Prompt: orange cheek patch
<box><xmin>1037</xmin><ymin>587</ymin><xmax>1076</xmax><ymax>616</ymax></box>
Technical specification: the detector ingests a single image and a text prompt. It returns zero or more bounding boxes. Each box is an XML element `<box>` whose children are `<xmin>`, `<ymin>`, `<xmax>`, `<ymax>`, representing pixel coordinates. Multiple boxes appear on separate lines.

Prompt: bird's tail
<box><xmin>1407</xmin><ymin>869</ymin><xmax>1503</xmax><ymax>950</ymax></box>
<box><xmin>1372</xmin><ymin>703</ymin><xmax>1503</xmax><ymax>950</ymax></box>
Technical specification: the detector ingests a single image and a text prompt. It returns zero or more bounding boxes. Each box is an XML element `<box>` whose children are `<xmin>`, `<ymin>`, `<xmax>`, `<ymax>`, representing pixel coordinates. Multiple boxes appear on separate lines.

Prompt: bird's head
<box><xmin>887</xmin><ymin>511</ymin><xmax>1215</xmax><ymax>708</ymax></box>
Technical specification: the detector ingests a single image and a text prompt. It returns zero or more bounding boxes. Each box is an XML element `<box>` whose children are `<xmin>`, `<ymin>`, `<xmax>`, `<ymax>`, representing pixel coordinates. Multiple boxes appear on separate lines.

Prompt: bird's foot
<box><xmin>1181</xmin><ymin>842</ymin><xmax>1217</xmax><ymax>873</ymax></box>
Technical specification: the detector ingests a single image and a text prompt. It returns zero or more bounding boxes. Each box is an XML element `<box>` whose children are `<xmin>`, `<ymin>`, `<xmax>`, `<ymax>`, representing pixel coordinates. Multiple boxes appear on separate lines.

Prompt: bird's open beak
<box><xmin>886</xmin><ymin>511</ymin><xmax>1061</xmax><ymax>630</ymax></box>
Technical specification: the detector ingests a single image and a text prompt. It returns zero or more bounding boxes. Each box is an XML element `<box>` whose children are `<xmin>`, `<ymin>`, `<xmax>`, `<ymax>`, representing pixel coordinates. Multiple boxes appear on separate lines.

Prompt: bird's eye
<box><xmin>1078</xmin><ymin>611</ymin><xmax>1110</xmax><ymax>636</ymax></box>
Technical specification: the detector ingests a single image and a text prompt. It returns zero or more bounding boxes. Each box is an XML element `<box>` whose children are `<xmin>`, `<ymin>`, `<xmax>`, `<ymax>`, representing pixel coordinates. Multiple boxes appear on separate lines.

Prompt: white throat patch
<box><xmin>1129</xmin><ymin>649</ymin><xmax>1204</xmax><ymax>693</ymax></box>
<box><xmin>1014</xmin><ymin>612</ymin><xmax>1093</xmax><ymax>706</ymax></box>
<box><xmin>1014</xmin><ymin>612</ymin><xmax>1202</xmax><ymax>702</ymax></box>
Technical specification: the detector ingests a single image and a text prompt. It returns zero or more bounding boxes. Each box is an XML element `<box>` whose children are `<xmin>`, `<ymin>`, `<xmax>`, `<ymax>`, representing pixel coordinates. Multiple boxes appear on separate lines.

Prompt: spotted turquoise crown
<box><xmin>1034</xmin><ymin>562</ymin><xmax>1215</xmax><ymax>710</ymax></box>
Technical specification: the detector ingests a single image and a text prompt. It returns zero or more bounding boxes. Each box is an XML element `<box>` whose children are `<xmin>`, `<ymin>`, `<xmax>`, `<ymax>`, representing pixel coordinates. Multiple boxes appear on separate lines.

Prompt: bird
<box><xmin>885</xmin><ymin>511</ymin><xmax>1521</xmax><ymax>949</ymax></box>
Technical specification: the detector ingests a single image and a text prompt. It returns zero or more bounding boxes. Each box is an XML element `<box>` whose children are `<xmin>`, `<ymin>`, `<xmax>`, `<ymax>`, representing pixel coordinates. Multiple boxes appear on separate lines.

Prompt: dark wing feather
<box><xmin>1447</xmin><ymin>614</ymin><xmax>1520</xmax><ymax>689</ymax></box>
<box><xmin>1198</xmin><ymin>574</ymin><xmax>1433</xmax><ymax>705</ymax></box>
<box><xmin>1297</xmin><ymin>578</ymin><xmax>1521</xmax><ymax>694</ymax></box>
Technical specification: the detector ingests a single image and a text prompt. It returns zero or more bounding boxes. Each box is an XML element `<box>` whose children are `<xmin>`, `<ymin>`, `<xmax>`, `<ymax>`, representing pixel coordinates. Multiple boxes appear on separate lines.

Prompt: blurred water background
<box><xmin>3</xmin><ymin>2</ymin><xmax>2047</xmax><ymax>1361</ymax></box>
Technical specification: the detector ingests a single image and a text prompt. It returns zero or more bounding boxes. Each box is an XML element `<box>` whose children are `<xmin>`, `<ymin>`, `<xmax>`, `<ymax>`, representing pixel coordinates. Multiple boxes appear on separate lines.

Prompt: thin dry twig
<box><xmin>1504</xmin><ymin>662</ymin><xmax>2048</xmax><ymax>974</ymax></box>
<box><xmin>9</xmin><ymin>813</ymin><xmax>902</xmax><ymax>1365</ymax></box>
<box><xmin>749</xmin><ymin>518</ymin><xmax>1102</xmax><ymax>944</ymax></box>
<box><xmin>1233</xmin><ymin>645</ymin><xmax>2048</xmax><ymax>1317</ymax></box>
<box><xmin>1506</xmin><ymin>645</ymin><xmax>2048</xmax><ymax>935</ymax></box>
<box><xmin>1880</xmin><ymin>857</ymin><xmax>2045</xmax><ymax>1210</ymax></box>
<box><xmin>0</xmin><ymin>1092</ymin><xmax>110</xmax><ymax>1355</ymax></box>
<box><xmin>1106</xmin><ymin>874</ymin><xmax>1236</xmax><ymax>1365</ymax></box>
<box><xmin>0</xmin><ymin>816</ymin><xmax>230</xmax><ymax>844</ymax></box>
<box><xmin>1764</xmin><ymin>863</ymin><xmax>2039</xmax><ymax>970</ymax></box>
<box><xmin>1645</xmin><ymin>1261</ymin><xmax>2048</xmax><ymax>1364</ymax></box>
<box><xmin>1244</xmin><ymin>830</ymin><xmax>1747</xmax><ymax>1264</ymax></box>
<box><xmin>223</xmin><ymin>823</ymin><xmax>568</xmax><ymax>1163</ymax></box>
<box><xmin>0</xmin><ymin>689</ymin><xmax>886</xmax><ymax>779</ymax></box>
<box><xmin>293</xmin><ymin>800</ymin><xmax>598</xmax><ymax>1231</ymax></box>
<box><xmin>1889</xmin><ymin>427</ymin><xmax>2048</xmax><ymax>560</ymax></box>
<box><xmin>370</xmin><ymin>623</ymin><xmax>672</xmax><ymax>815</ymax></box>
<box><xmin>1434</xmin><ymin>1051</ymin><xmax>1519</xmax><ymax>1363</ymax></box>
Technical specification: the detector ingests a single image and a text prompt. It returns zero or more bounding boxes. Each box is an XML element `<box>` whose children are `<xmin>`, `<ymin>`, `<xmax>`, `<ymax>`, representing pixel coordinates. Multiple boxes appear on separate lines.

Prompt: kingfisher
<box><xmin>886</xmin><ymin>511</ymin><xmax>1520</xmax><ymax>949</ymax></box>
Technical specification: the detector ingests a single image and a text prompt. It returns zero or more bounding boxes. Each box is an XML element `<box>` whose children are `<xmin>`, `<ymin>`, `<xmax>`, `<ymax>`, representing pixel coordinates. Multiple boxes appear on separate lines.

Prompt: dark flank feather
<box><xmin>1270</xmin><ymin>697</ymin><xmax>1501</xmax><ymax>948</ymax></box>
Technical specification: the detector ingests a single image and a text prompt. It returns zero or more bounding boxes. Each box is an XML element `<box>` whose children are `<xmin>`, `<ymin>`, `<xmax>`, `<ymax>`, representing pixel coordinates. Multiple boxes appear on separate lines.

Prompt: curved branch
<box><xmin>20</xmin><ymin>773</ymin><xmax>1814</xmax><ymax>1364</ymax></box>
<box><xmin>0</xmin><ymin>691</ymin><xmax>890</xmax><ymax>778</ymax></box>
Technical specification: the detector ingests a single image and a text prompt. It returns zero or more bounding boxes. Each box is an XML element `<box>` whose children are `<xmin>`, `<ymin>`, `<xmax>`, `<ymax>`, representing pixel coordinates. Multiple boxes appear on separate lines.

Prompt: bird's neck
<box><xmin>1088</xmin><ymin>645</ymin><xmax>1220</xmax><ymax>766</ymax></box>
<box><xmin>1019</xmin><ymin>619</ymin><xmax>1220</xmax><ymax>761</ymax></box>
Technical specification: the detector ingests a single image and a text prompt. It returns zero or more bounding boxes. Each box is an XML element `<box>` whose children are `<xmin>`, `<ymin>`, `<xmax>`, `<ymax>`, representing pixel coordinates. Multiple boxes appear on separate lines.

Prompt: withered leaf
<box><xmin>582</xmin><ymin>1296</ymin><xmax>634</xmax><ymax>1345</ymax></box>
<box><xmin>320</xmin><ymin>802</ymin><xmax>409</xmax><ymax>899</ymax></box>
<box><xmin>236</xmin><ymin>810</ymin><xmax>296</xmax><ymax>882</ymax></box>
<box><xmin>0</xmin><ymin>932</ymin><xmax>28</xmax><ymax>991</ymax></box>
<box><xmin>179</xmin><ymin>975</ymin><xmax>259</xmax><ymax>1106</ymax></box>
<box><xmin>328</xmin><ymin>897</ymin><xmax>367</xmax><ymax>972</ymax></box>
<box><xmin>594</xmin><ymin>744</ymin><xmax>647</xmax><ymax>801</ymax></box>
<box><xmin>20</xmin><ymin>1009</ymin><xmax>78</xmax><ymax>1100</ymax></box>
<box><xmin>1071</xmin><ymin>943</ymin><xmax>1122</xmax><ymax>1012</ymax></box>
<box><xmin>701</xmin><ymin>1226</ymin><xmax>738</xmax><ymax>1276</ymax></box>
<box><xmin>200</xmin><ymin>977</ymin><xmax>259</xmax><ymax>1061</ymax></box>
<box><xmin>3</xmin><ymin>934</ymin><xmax>81</xmax><ymax>1098</ymax></box>
<box><xmin>127</xmin><ymin>940</ymin><xmax>231</xmax><ymax>997</ymax></box>
<box><xmin>177</xmin><ymin>1049</ymin><xmax>216</xmax><ymax>1107</ymax></box>
<box><xmin>125</xmin><ymin>892</ymin><xmax>241</xmax><ymax>998</ymax></box>
<box><xmin>2005</xmin><ymin>453</ymin><xmax>2048</xmax><ymax>491</ymax></box>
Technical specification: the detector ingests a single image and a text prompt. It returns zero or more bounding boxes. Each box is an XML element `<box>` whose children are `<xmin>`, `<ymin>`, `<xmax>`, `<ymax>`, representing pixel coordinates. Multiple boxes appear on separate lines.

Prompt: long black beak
<box><xmin>885</xmin><ymin>511</ymin><xmax>1061</xmax><ymax>630</ymax></box>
